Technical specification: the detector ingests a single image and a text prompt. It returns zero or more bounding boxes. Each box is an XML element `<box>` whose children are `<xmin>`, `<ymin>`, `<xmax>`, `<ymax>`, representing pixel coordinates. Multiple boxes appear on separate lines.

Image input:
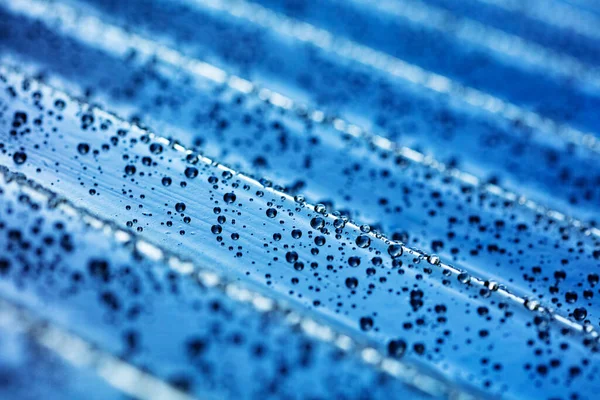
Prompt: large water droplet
<box><xmin>355</xmin><ymin>235</ymin><xmax>371</xmax><ymax>248</ymax></box>
<box><xmin>388</xmin><ymin>244</ymin><xmax>403</xmax><ymax>258</ymax></box>
<box><xmin>13</xmin><ymin>151</ymin><xmax>27</xmax><ymax>165</ymax></box>
<box><xmin>223</xmin><ymin>192</ymin><xmax>236</xmax><ymax>204</ymax></box>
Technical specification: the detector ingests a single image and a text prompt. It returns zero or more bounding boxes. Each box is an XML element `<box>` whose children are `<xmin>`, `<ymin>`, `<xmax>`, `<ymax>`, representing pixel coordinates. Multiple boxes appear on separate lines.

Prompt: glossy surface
<box><xmin>0</xmin><ymin>0</ymin><xmax>599</xmax><ymax>399</ymax></box>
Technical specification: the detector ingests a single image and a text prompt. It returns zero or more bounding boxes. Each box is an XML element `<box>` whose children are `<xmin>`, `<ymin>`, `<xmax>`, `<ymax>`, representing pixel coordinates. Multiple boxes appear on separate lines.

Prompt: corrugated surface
<box><xmin>0</xmin><ymin>0</ymin><xmax>599</xmax><ymax>399</ymax></box>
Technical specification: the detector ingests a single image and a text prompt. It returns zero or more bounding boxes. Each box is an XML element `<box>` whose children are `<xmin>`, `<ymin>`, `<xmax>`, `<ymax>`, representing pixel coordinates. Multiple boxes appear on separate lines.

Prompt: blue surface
<box><xmin>0</xmin><ymin>0</ymin><xmax>599</xmax><ymax>399</ymax></box>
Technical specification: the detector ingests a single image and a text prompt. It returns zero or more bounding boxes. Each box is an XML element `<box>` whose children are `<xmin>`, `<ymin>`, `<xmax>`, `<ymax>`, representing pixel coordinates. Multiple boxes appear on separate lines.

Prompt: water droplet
<box><xmin>286</xmin><ymin>251</ymin><xmax>298</xmax><ymax>263</ymax></box>
<box><xmin>13</xmin><ymin>151</ymin><xmax>27</xmax><ymax>165</ymax></box>
<box><xmin>427</xmin><ymin>254</ymin><xmax>440</xmax><ymax>265</ymax></box>
<box><xmin>334</xmin><ymin>217</ymin><xmax>347</xmax><ymax>229</ymax></box>
<box><xmin>184</xmin><ymin>167</ymin><xmax>198</xmax><ymax>179</ymax></box>
<box><xmin>573</xmin><ymin>307</ymin><xmax>587</xmax><ymax>321</ymax></box>
<box><xmin>457</xmin><ymin>272</ymin><xmax>471</xmax><ymax>284</ymax></box>
<box><xmin>310</xmin><ymin>217</ymin><xmax>325</xmax><ymax>230</ymax></box>
<box><xmin>314</xmin><ymin>204</ymin><xmax>327</xmax><ymax>214</ymax></box>
<box><xmin>223</xmin><ymin>192</ymin><xmax>236</xmax><ymax>204</ymax></box>
<box><xmin>149</xmin><ymin>143</ymin><xmax>163</xmax><ymax>154</ymax></box>
<box><xmin>388</xmin><ymin>244</ymin><xmax>403</xmax><ymax>258</ymax></box>
<box><xmin>387</xmin><ymin>339</ymin><xmax>407</xmax><ymax>358</ymax></box>
<box><xmin>524</xmin><ymin>299</ymin><xmax>540</xmax><ymax>311</ymax></box>
<box><xmin>355</xmin><ymin>235</ymin><xmax>371</xmax><ymax>248</ymax></box>
<box><xmin>345</xmin><ymin>277</ymin><xmax>358</xmax><ymax>289</ymax></box>
<box><xmin>77</xmin><ymin>143</ymin><xmax>90</xmax><ymax>155</ymax></box>
<box><xmin>54</xmin><ymin>99</ymin><xmax>66</xmax><ymax>110</ymax></box>
<box><xmin>124</xmin><ymin>165</ymin><xmax>136</xmax><ymax>175</ymax></box>
<box><xmin>359</xmin><ymin>317</ymin><xmax>374</xmax><ymax>331</ymax></box>
<box><xmin>348</xmin><ymin>256</ymin><xmax>361</xmax><ymax>267</ymax></box>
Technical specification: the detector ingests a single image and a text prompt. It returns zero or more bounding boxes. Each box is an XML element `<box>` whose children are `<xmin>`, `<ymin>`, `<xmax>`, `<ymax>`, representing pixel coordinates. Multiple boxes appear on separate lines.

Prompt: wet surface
<box><xmin>0</xmin><ymin>0</ymin><xmax>600</xmax><ymax>399</ymax></box>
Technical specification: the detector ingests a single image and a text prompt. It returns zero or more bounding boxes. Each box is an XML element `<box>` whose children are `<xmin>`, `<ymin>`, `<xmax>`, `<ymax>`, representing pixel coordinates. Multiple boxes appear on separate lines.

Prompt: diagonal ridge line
<box><xmin>0</xmin><ymin>166</ymin><xmax>476</xmax><ymax>400</ymax></box>
<box><xmin>2</xmin><ymin>0</ymin><xmax>600</xmax><ymax>242</ymax></box>
<box><xmin>347</xmin><ymin>0</ymin><xmax>600</xmax><ymax>91</ymax></box>
<box><xmin>0</xmin><ymin>65</ymin><xmax>598</xmax><ymax>352</ymax></box>
<box><xmin>0</xmin><ymin>296</ymin><xmax>199</xmax><ymax>400</ymax></box>
<box><xmin>474</xmin><ymin>0</ymin><xmax>600</xmax><ymax>42</ymax></box>
<box><xmin>183</xmin><ymin>0</ymin><xmax>600</xmax><ymax>152</ymax></box>
<box><xmin>3</xmin><ymin>0</ymin><xmax>600</xmax><ymax>244</ymax></box>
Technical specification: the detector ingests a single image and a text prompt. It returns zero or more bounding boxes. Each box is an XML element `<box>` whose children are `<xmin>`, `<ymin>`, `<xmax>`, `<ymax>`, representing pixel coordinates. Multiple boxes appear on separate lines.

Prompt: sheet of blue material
<box><xmin>0</xmin><ymin>0</ymin><xmax>599</xmax><ymax>398</ymax></box>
